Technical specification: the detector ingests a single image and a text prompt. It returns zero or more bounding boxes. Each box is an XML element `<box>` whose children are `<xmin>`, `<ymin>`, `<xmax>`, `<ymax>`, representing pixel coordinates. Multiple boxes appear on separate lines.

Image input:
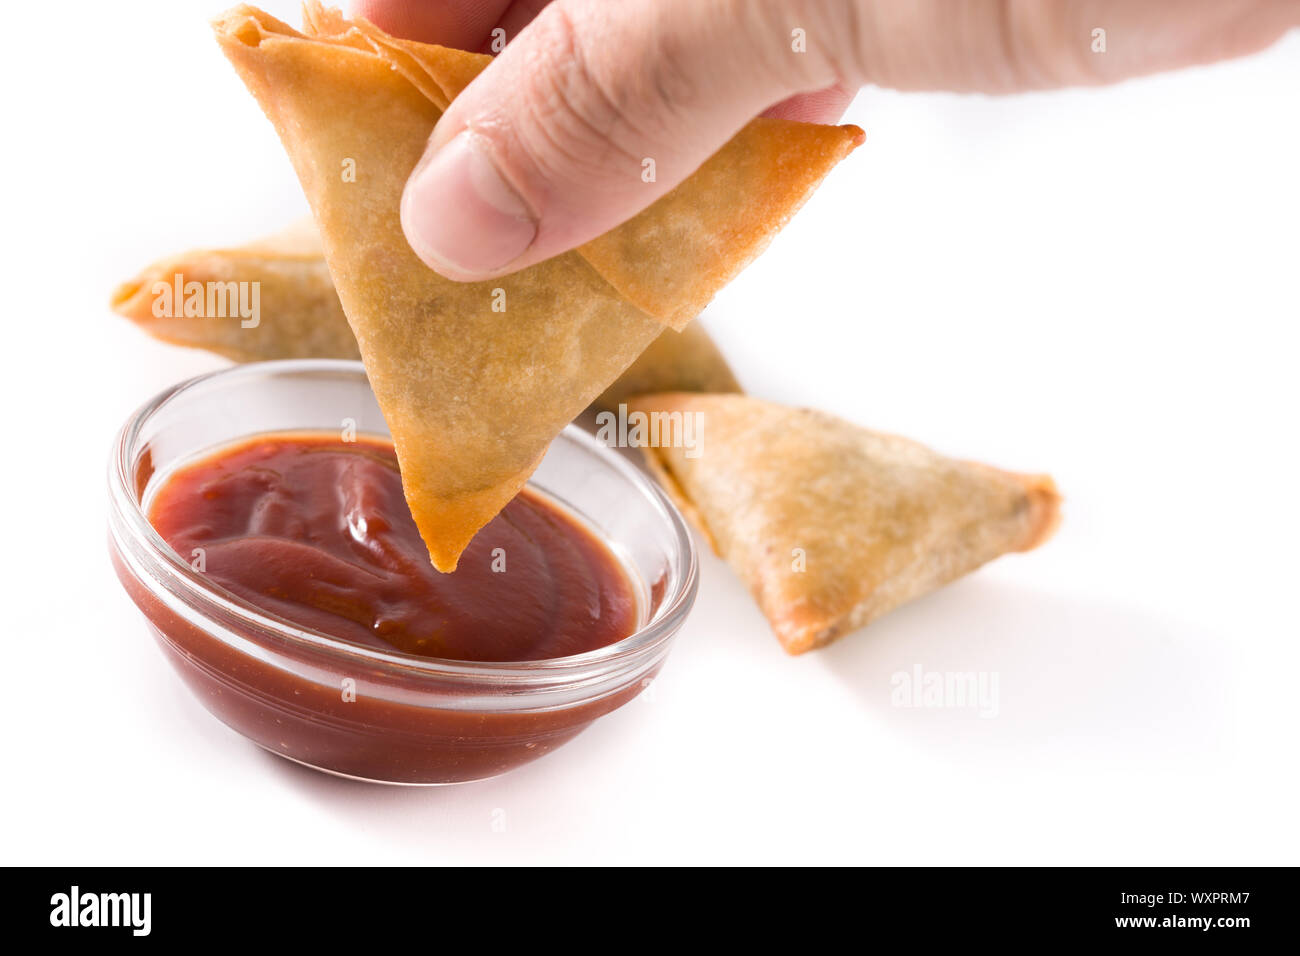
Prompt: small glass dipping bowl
<box><xmin>108</xmin><ymin>360</ymin><xmax>698</xmax><ymax>785</ymax></box>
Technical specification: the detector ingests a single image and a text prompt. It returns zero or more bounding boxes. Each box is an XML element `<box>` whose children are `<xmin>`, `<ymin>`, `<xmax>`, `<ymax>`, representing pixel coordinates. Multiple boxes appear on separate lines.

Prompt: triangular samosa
<box><xmin>593</xmin><ymin>326</ymin><xmax>740</xmax><ymax>412</ymax></box>
<box><xmin>626</xmin><ymin>394</ymin><xmax>1061</xmax><ymax>654</ymax></box>
<box><xmin>110</xmin><ymin>223</ymin><xmax>740</xmax><ymax>406</ymax></box>
<box><xmin>213</xmin><ymin>3</ymin><xmax>860</xmax><ymax>570</ymax></box>
<box><xmin>110</xmin><ymin>219</ymin><xmax>361</xmax><ymax>363</ymax></box>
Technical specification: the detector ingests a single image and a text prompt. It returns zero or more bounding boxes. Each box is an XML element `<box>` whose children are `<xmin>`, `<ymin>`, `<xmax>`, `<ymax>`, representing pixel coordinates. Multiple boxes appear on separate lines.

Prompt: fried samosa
<box><xmin>626</xmin><ymin>394</ymin><xmax>1061</xmax><ymax>654</ymax></box>
<box><xmin>593</xmin><ymin>326</ymin><xmax>740</xmax><ymax>412</ymax></box>
<box><xmin>213</xmin><ymin>3</ymin><xmax>859</xmax><ymax>571</ymax></box>
<box><xmin>110</xmin><ymin>220</ymin><xmax>361</xmax><ymax>362</ymax></box>
<box><xmin>111</xmin><ymin>225</ymin><xmax>740</xmax><ymax>406</ymax></box>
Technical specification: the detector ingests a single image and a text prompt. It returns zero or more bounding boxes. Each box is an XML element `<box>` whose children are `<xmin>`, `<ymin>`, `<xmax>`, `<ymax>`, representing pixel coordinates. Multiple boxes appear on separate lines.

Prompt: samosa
<box><xmin>626</xmin><ymin>393</ymin><xmax>1061</xmax><ymax>654</ymax></box>
<box><xmin>213</xmin><ymin>3</ymin><xmax>860</xmax><ymax>570</ymax></box>
<box><xmin>110</xmin><ymin>220</ymin><xmax>361</xmax><ymax>363</ymax></box>
<box><xmin>110</xmin><ymin>222</ymin><xmax>740</xmax><ymax>405</ymax></box>
<box><xmin>593</xmin><ymin>325</ymin><xmax>740</xmax><ymax>412</ymax></box>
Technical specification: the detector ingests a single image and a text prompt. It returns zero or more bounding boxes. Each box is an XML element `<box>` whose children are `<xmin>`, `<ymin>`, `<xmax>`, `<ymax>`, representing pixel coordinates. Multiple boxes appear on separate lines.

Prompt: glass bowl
<box><xmin>108</xmin><ymin>360</ymin><xmax>697</xmax><ymax>784</ymax></box>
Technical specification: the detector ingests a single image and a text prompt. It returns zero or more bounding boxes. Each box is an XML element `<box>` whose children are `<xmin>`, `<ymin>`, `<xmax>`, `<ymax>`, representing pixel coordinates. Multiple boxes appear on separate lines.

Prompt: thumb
<box><xmin>400</xmin><ymin>0</ymin><xmax>845</xmax><ymax>281</ymax></box>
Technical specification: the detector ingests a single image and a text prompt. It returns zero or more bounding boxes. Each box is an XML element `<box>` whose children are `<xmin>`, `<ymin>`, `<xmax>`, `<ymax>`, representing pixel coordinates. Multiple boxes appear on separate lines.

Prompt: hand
<box><xmin>354</xmin><ymin>0</ymin><xmax>1300</xmax><ymax>281</ymax></box>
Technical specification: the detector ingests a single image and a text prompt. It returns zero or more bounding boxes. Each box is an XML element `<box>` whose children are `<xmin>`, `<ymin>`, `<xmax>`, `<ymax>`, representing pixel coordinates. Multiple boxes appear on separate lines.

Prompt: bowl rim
<box><xmin>108</xmin><ymin>359</ymin><xmax>699</xmax><ymax>680</ymax></box>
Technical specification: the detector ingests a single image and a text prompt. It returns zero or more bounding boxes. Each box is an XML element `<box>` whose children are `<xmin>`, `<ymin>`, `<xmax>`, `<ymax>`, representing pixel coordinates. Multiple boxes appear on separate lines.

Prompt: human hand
<box><xmin>353</xmin><ymin>0</ymin><xmax>1300</xmax><ymax>280</ymax></box>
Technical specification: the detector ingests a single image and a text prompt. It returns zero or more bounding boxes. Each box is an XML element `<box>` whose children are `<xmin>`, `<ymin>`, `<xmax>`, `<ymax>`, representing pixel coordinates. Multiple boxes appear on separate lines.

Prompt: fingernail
<box><xmin>401</xmin><ymin>131</ymin><xmax>537</xmax><ymax>277</ymax></box>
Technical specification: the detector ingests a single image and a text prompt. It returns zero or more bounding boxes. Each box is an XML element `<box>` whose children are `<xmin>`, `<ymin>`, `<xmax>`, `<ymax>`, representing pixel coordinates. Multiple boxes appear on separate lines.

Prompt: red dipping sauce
<box><xmin>110</xmin><ymin>360</ymin><xmax>697</xmax><ymax>786</ymax></box>
<box><xmin>147</xmin><ymin>434</ymin><xmax>638</xmax><ymax>663</ymax></box>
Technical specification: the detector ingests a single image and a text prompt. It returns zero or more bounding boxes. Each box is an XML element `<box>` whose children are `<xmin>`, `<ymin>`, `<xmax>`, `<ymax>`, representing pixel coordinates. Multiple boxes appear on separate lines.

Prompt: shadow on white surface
<box><xmin>241</xmin><ymin>572</ymin><xmax>1235</xmax><ymax>835</ymax></box>
<box><xmin>817</xmin><ymin>577</ymin><xmax>1234</xmax><ymax>767</ymax></box>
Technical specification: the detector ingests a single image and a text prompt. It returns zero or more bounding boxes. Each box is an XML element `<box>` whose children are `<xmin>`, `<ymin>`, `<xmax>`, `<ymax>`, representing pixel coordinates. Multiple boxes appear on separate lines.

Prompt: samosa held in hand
<box><xmin>213</xmin><ymin>3</ymin><xmax>860</xmax><ymax>570</ymax></box>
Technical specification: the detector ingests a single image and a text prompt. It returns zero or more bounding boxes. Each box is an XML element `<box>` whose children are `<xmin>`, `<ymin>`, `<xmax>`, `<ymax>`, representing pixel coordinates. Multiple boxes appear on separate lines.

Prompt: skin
<box><xmin>353</xmin><ymin>0</ymin><xmax>1300</xmax><ymax>280</ymax></box>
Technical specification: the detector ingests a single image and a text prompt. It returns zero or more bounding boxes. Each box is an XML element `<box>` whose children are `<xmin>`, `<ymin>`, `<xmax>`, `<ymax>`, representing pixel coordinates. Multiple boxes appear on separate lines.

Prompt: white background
<box><xmin>2</xmin><ymin>1</ymin><xmax>1296</xmax><ymax>865</ymax></box>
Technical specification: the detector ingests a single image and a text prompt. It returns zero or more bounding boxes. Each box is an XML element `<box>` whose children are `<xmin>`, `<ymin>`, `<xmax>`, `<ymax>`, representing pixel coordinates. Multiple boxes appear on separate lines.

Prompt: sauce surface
<box><xmin>147</xmin><ymin>433</ymin><xmax>639</xmax><ymax>662</ymax></box>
